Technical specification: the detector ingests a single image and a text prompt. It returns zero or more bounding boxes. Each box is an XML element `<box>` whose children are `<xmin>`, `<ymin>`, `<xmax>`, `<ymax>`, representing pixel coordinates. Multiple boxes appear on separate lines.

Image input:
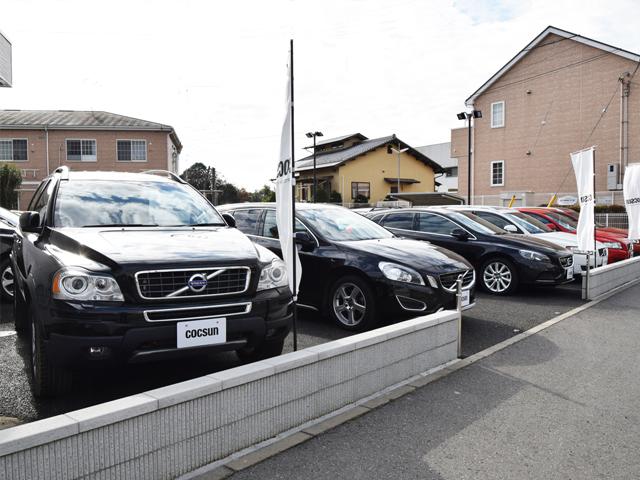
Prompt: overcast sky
<box><xmin>2</xmin><ymin>0</ymin><xmax>640</xmax><ymax>190</ymax></box>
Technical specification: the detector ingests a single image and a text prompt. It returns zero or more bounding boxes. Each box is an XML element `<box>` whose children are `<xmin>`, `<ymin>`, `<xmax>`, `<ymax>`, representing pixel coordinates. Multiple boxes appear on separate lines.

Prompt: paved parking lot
<box><xmin>0</xmin><ymin>282</ymin><xmax>583</xmax><ymax>424</ymax></box>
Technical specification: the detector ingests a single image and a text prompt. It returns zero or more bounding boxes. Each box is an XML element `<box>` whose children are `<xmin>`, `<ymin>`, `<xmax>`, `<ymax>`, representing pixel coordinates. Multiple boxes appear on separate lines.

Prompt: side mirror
<box><xmin>504</xmin><ymin>224</ymin><xmax>518</xmax><ymax>233</ymax></box>
<box><xmin>294</xmin><ymin>231</ymin><xmax>315</xmax><ymax>251</ymax></box>
<box><xmin>222</xmin><ymin>213</ymin><xmax>236</xmax><ymax>228</ymax></box>
<box><xmin>19</xmin><ymin>211</ymin><xmax>41</xmax><ymax>234</ymax></box>
<box><xmin>451</xmin><ymin>228</ymin><xmax>470</xmax><ymax>241</ymax></box>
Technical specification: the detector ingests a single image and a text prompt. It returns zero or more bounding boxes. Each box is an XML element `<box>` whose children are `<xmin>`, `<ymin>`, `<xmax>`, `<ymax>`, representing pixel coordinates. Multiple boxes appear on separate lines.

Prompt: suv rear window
<box><xmin>54</xmin><ymin>180</ymin><xmax>226</xmax><ymax>228</ymax></box>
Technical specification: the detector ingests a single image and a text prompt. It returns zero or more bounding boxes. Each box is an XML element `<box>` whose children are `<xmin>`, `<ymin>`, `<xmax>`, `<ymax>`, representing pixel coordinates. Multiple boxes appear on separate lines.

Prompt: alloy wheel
<box><xmin>333</xmin><ymin>282</ymin><xmax>367</xmax><ymax>327</ymax></box>
<box><xmin>483</xmin><ymin>261</ymin><xmax>512</xmax><ymax>293</ymax></box>
<box><xmin>1</xmin><ymin>265</ymin><xmax>14</xmax><ymax>298</ymax></box>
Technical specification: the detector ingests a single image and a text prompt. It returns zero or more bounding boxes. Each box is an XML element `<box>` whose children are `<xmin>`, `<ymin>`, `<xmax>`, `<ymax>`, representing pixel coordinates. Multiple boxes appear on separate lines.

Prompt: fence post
<box><xmin>456</xmin><ymin>277</ymin><xmax>463</xmax><ymax>358</ymax></box>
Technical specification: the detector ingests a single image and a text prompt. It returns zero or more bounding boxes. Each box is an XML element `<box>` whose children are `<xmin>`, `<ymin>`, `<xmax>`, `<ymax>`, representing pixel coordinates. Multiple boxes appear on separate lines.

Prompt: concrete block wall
<box><xmin>0</xmin><ymin>310</ymin><xmax>459</xmax><ymax>480</ymax></box>
<box><xmin>583</xmin><ymin>257</ymin><xmax>640</xmax><ymax>300</ymax></box>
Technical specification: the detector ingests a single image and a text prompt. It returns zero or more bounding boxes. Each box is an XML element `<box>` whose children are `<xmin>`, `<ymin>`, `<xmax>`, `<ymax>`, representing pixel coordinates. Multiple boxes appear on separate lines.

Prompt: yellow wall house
<box><xmin>295</xmin><ymin>133</ymin><xmax>444</xmax><ymax>205</ymax></box>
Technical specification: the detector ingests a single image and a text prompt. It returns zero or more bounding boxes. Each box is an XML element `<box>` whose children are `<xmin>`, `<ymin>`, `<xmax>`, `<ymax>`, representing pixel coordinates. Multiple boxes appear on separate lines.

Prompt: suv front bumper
<box><xmin>41</xmin><ymin>288</ymin><xmax>292</xmax><ymax>368</ymax></box>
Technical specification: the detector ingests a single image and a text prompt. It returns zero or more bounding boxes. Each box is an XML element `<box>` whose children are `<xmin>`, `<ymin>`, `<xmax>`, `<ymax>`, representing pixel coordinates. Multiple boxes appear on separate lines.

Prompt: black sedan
<box><xmin>367</xmin><ymin>207</ymin><xmax>574</xmax><ymax>295</ymax></box>
<box><xmin>0</xmin><ymin>207</ymin><xmax>18</xmax><ymax>300</ymax></box>
<box><xmin>219</xmin><ymin>203</ymin><xmax>476</xmax><ymax>331</ymax></box>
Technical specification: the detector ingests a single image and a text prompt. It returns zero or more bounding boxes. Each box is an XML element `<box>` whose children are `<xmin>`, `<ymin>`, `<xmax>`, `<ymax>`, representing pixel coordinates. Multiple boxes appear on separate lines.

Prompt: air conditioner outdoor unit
<box><xmin>607</xmin><ymin>163</ymin><xmax>622</xmax><ymax>190</ymax></box>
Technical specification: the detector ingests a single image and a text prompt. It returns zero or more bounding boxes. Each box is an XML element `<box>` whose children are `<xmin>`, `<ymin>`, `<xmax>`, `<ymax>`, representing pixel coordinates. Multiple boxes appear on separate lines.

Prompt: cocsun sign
<box><xmin>623</xmin><ymin>163</ymin><xmax>640</xmax><ymax>240</ymax></box>
<box><xmin>0</xmin><ymin>30</ymin><xmax>12</xmax><ymax>87</ymax></box>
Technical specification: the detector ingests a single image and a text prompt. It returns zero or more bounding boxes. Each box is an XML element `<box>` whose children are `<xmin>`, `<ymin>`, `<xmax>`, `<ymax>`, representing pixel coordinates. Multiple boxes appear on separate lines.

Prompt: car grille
<box><xmin>559</xmin><ymin>256</ymin><xmax>573</xmax><ymax>268</ymax></box>
<box><xmin>144</xmin><ymin>302</ymin><xmax>252</xmax><ymax>322</ymax></box>
<box><xmin>136</xmin><ymin>267</ymin><xmax>250</xmax><ymax>299</ymax></box>
<box><xmin>439</xmin><ymin>269</ymin><xmax>475</xmax><ymax>292</ymax></box>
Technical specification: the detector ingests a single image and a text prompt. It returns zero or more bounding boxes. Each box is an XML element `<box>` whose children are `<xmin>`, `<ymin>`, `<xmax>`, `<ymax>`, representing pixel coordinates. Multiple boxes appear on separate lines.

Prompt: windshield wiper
<box><xmin>82</xmin><ymin>223</ymin><xmax>158</xmax><ymax>228</ymax></box>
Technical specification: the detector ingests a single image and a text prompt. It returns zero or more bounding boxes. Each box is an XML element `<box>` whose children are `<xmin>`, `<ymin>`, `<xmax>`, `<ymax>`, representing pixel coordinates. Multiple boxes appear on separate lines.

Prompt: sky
<box><xmin>2</xmin><ymin>0</ymin><xmax>640</xmax><ymax>191</ymax></box>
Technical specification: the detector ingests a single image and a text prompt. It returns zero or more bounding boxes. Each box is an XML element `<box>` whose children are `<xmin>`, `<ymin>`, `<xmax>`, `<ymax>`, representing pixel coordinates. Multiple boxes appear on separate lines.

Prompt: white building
<box><xmin>416</xmin><ymin>142</ymin><xmax>458</xmax><ymax>193</ymax></box>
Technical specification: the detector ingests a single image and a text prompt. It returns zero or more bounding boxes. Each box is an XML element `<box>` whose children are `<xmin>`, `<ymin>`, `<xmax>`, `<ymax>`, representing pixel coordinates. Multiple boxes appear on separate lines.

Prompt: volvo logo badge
<box><xmin>188</xmin><ymin>273</ymin><xmax>208</xmax><ymax>292</ymax></box>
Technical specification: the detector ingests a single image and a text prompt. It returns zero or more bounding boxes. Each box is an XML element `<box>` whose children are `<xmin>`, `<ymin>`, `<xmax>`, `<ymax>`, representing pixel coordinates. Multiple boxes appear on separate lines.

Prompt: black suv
<box><xmin>12</xmin><ymin>168</ymin><xmax>292</xmax><ymax>396</ymax></box>
<box><xmin>367</xmin><ymin>207</ymin><xmax>574</xmax><ymax>295</ymax></box>
<box><xmin>219</xmin><ymin>203</ymin><xmax>476</xmax><ymax>331</ymax></box>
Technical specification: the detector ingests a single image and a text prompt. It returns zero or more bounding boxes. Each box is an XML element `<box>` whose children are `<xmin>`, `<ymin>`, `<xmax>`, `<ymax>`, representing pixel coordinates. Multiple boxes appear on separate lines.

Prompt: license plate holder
<box><xmin>461</xmin><ymin>290</ymin><xmax>470</xmax><ymax>307</ymax></box>
<box><xmin>566</xmin><ymin>267</ymin><xmax>574</xmax><ymax>280</ymax></box>
<box><xmin>177</xmin><ymin>318</ymin><xmax>226</xmax><ymax>349</ymax></box>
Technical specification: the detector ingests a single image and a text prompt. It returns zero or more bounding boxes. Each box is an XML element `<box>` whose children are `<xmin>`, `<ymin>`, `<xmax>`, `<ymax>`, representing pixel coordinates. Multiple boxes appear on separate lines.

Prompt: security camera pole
<box><xmin>457</xmin><ymin>110</ymin><xmax>482</xmax><ymax>205</ymax></box>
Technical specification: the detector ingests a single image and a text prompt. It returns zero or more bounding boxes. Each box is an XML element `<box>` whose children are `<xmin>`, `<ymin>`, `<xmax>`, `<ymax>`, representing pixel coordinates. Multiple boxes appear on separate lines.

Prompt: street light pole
<box><xmin>457</xmin><ymin>110</ymin><xmax>482</xmax><ymax>205</ymax></box>
<box><xmin>305</xmin><ymin>131</ymin><xmax>323</xmax><ymax>202</ymax></box>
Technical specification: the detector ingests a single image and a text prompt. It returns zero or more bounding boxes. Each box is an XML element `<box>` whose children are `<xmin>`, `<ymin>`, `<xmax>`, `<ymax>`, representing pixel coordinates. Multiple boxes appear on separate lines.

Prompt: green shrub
<box><xmin>329</xmin><ymin>190</ymin><xmax>342</xmax><ymax>203</ymax></box>
<box><xmin>0</xmin><ymin>163</ymin><xmax>22</xmax><ymax>209</ymax></box>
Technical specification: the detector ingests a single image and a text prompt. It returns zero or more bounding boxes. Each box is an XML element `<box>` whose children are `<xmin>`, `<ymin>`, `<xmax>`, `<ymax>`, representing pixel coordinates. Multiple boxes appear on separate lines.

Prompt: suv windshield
<box><xmin>505</xmin><ymin>211</ymin><xmax>552</xmax><ymax>234</ymax></box>
<box><xmin>298</xmin><ymin>207</ymin><xmax>393</xmax><ymax>241</ymax></box>
<box><xmin>54</xmin><ymin>180</ymin><xmax>226</xmax><ymax>228</ymax></box>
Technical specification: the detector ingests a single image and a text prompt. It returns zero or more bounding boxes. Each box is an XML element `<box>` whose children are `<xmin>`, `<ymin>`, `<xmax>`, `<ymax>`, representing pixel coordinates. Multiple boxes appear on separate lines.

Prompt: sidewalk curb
<box><xmin>185</xmin><ymin>280</ymin><xmax>636</xmax><ymax>480</ymax></box>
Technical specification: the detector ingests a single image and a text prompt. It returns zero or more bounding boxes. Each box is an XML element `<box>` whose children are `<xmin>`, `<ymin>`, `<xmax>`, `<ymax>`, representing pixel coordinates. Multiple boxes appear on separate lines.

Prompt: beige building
<box><xmin>451</xmin><ymin>26</ymin><xmax>640</xmax><ymax>206</ymax></box>
<box><xmin>295</xmin><ymin>133</ymin><xmax>443</xmax><ymax>205</ymax></box>
<box><xmin>0</xmin><ymin>110</ymin><xmax>182</xmax><ymax>208</ymax></box>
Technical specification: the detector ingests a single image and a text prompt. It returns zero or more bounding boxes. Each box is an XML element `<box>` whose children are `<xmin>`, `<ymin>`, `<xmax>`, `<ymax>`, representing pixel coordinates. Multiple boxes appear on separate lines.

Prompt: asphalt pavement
<box><xmin>0</xmin><ymin>281</ymin><xmax>583</xmax><ymax>424</ymax></box>
<box><xmin>230</xmin><ymin>283</ymin><xmax>640</xmax><ymax>480</ymax></box>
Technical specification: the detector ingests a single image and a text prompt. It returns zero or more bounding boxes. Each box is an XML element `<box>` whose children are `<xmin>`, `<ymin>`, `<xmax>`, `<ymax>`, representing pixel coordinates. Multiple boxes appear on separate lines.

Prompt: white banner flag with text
<box><xmin>623</xmin><ymin>163</ymin><xmax>640</xmax><ymax>240</ymax></box>
<box><xmin>275</xmin><ymin>60</ymin><xmax>301</xmax><ymax>295</ymax></box>
<box><xmin>570</xmin><ymin>147</ymin><xmax>595</xmax><ymax>252</ymax></box>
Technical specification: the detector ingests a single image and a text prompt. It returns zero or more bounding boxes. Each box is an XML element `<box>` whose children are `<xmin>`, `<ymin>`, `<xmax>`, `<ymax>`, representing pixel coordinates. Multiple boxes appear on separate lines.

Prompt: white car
<box><xmin>441</xmin><ymin>206</ymin><xmax>607</xmax><ymax>276</ymax></box>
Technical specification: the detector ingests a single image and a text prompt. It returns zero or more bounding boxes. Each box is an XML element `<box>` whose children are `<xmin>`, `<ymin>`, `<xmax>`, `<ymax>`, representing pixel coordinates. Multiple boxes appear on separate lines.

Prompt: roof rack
<box><xmin>142</xmin><ymin>170</ymin><xmax>186</xmax><ymax>183</ymax></box>
<box><xmin>53</xmin><ymin>165</ymin><xmax>69</xmax><ymax>179</ymax></box>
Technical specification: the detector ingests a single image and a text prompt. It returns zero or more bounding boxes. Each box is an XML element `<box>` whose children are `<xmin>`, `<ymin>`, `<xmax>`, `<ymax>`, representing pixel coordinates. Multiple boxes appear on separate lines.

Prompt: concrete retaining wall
<box><xmin>582</xmin><ymin>256</ymin><xmax>640</xmax><ymax>300</ymax></box>
<box><xmin>0</xmin><ymin>310</ymin><xmax>459</xmax><ymax>480</ymax></box>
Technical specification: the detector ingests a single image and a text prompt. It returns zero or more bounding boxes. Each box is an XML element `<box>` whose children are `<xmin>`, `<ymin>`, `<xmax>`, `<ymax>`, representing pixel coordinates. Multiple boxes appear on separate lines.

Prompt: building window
<box><xmin>0</xmin><ymin>139</ymin><xmax>28</xmax><ymax>161</ymax></box>
<box><xmin>66</xmin><ymin>139</ymin><xmax>97</xmax><ymax>161</ymax></box>
<box><xmin>491</xmin><ymin>161</ymin><xmax>504</xmax><ymax>186</ymax></box>
<box><xmin>351</xmin><ymin>182</ymin><xmax>370</xmax><ymax>201</ymax></box>
<box><xmin>445</xmin><ymin>166</ymin><xmax>458</xmax><ymax>177</ymax></box>
<box><xmin>491</xmin><ymin>101</ymin><xmax>505</xmax><ymax>128</ymax></box>
<box><xmin>117</xmin><ymin>140</ymin><xmax>147</xmax><ymax>161</ymax></box>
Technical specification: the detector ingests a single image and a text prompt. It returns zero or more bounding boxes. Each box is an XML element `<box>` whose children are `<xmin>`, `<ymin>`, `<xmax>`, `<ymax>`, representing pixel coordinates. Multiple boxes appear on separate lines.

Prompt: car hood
<box><xmin>47</xmin><ymin>227</ymin><xmax>260</xmax><ymax>268</ymax></box>
<box><xmin>337</xmin><ymin>237</ymin><xmax>473</xmax><ymax>274</ymax></box>
<box><xmin>533</xmin><ymin>232</ymin><xmax>605</xmax><ymax>249</ymax></box>
<box><xmin>495</xmin><ymin>233</ymin><xmax>572</xmax><ymax>254</ymax></box>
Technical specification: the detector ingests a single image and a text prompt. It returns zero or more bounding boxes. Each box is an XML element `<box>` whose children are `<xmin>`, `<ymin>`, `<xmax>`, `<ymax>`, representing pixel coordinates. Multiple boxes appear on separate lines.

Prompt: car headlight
<box><xmin>257</xmin><ymin>258</ymin><xmax>289</xmax><ymax>291</ymax></box>
<box><xmin>519</xmin><ymin>249</ymin><xmax>550</xmax><ymax>262</ymax></box>
<box><xmin>602</xmin><ymin>241</ymin><xmax>622</xmax><ymax>249</ymax></box>
<box><xmin>52</xmin><ymin>268</ymin><xmax>123</xmax><ymax>301</ymax></box>
<box><xmin>379</xmin><ymin>262</ymin><xmax>425</xmax><ymax>286</ymax></box>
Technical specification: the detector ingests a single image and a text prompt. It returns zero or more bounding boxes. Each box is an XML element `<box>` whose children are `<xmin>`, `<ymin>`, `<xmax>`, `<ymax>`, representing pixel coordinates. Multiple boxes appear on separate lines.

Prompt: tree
<box><xmin>0</xmin><ymin>163</ymin><xmax>22</xmax><ymax>209</ymax></box>
<box><xmin>250</xmin><ymin>185</ymin><xmax>276</xmax><ymax>202</ymax></box>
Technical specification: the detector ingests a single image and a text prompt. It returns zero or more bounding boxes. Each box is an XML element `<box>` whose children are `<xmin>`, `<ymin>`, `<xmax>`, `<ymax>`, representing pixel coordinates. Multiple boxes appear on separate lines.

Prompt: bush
<box><xmin>315</xmin><ymin>188</ymin><xmax>330</xmax><ymax>203</ymax></box>
<box><xmin>0</xmin><ymin>163</ymin><xmax>22</xmax><ymax>209</ymax></box>
<box><xmin>329</xmin><ymin>190</ymin><xmax>342</xmax><ymax>203</ymax></box>
<box><xmin>353</xmin><ymin>194</ymin><xmax>369</xmax><ymax>204</ymax></box>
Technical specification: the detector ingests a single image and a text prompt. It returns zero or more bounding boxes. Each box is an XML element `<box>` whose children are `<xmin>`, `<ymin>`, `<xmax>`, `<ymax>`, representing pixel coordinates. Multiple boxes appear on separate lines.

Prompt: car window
<box><xmin>526</xmin><ymin>212</ymin><xmax>556</xmax><ymax>227</ymax></box>
<box><xmin>506</xmin><ymin>212</ymin><xmax>551</xmax><ymax>233</ymax></box>
<box><xmin>31</xmin><ymin>180</ymin><xmax>53</xmax><ymax>226</ymax></box>
<box><xmin>449</xmin><ymin>211</ymin><xmax>504</xmax><ymax>235</ymax></box>
<box><xmin>297</xmin><ymin>207</ymin><xmax>393</xmax><ymax>241</ymax></box>
<box><xmin>417</xmin><ymin>213</ymin><xmax>459</xmax><ymax>235</ymax></box>
<box><xmin>369</xmin><ymin>214</ymin><xmax>384</xmax><ymax>224</ymax></box>
<box><xmin>474</xmin><ymin>211</ymin><xmax>513</xmax><ymax>230</ymax></box>
<box><xmin>232</xmin><ymin>209</ymin><xmax>263</xmax><ymax>235</ymax></box>
<box><xmin>54</xmin><ymin>180</ymin><xmax>226</xmax><ymax>228</ymax></box>
<box><xmin>28</xmin><ymin>181</ymin><xmax>48</xmax><ymax>211</ymax></box>
<box><xmin>262</xmin><ymin>209</ymin><xmax>306</xmax><ymax>239</ymax></box>
<box><xmin>381</xmin><ymin>212</ymin><xmax>415</xmax><ymax>230</ymax></box>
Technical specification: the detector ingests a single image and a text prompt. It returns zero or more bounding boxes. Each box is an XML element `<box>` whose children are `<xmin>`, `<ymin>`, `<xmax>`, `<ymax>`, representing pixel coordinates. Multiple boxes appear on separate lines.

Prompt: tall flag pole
<box><xmin>276</xmin><ymin>39</ymin><xmax>302</xmax><ymax>351</ymax></box>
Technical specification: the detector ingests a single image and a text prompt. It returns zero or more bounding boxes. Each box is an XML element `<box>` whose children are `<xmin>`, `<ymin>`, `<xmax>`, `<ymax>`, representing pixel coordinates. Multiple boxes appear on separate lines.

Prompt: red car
<box><xmin>554</xmin><ymin>207</ymin><xmax>640</xmax><ymax>256</ymax></box>
<box><xmin>518</xmin><ymin>207</ymin><xmax>633</xmax><ymax>263</ymax></box>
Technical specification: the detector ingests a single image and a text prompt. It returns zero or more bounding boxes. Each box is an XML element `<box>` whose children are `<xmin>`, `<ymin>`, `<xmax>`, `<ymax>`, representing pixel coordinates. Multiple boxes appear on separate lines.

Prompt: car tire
<box><xmin>13</xmin><ymin>284</ymin><xmax>28</xmax><ymax>336</ymax></box>
<box><xmin>30</xmin><ymin>308</ymin><xmax>72</xmax><ymax>397</ymax></box>
<box><xmin>480</xmin><ymin>258</ymin><xmax>519</xmax><ymax>295</ymax></box>
<box><xmin>0</xmin><ymin>257</ymin><xmax>14</xmax><ymax>301</ymax></box>
<box><xmin>327</xmin><ymin>275</ymin><xmax>377</xmax><ymax>331</ymax></box>
<box><xmin>236</xmin><ymin>339</ymin><xmax>285</xmax><ymax>363</ymax></box>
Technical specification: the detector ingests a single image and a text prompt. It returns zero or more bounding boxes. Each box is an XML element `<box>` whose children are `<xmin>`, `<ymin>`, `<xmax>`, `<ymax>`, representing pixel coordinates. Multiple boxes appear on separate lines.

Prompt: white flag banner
<box><xmin>570</xmin><ymin>147</ymin><xmax>595</xmax><ymax>252</ymax></box>
<box><xmin>623</xmin><ymin>163</ymin><xmax>640</xmax><ymax>240</ymax></box>
<box><xmin>275</xmin><ymin>59</ymin><xmax>302</xmax><ymax>295</ymax></box>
